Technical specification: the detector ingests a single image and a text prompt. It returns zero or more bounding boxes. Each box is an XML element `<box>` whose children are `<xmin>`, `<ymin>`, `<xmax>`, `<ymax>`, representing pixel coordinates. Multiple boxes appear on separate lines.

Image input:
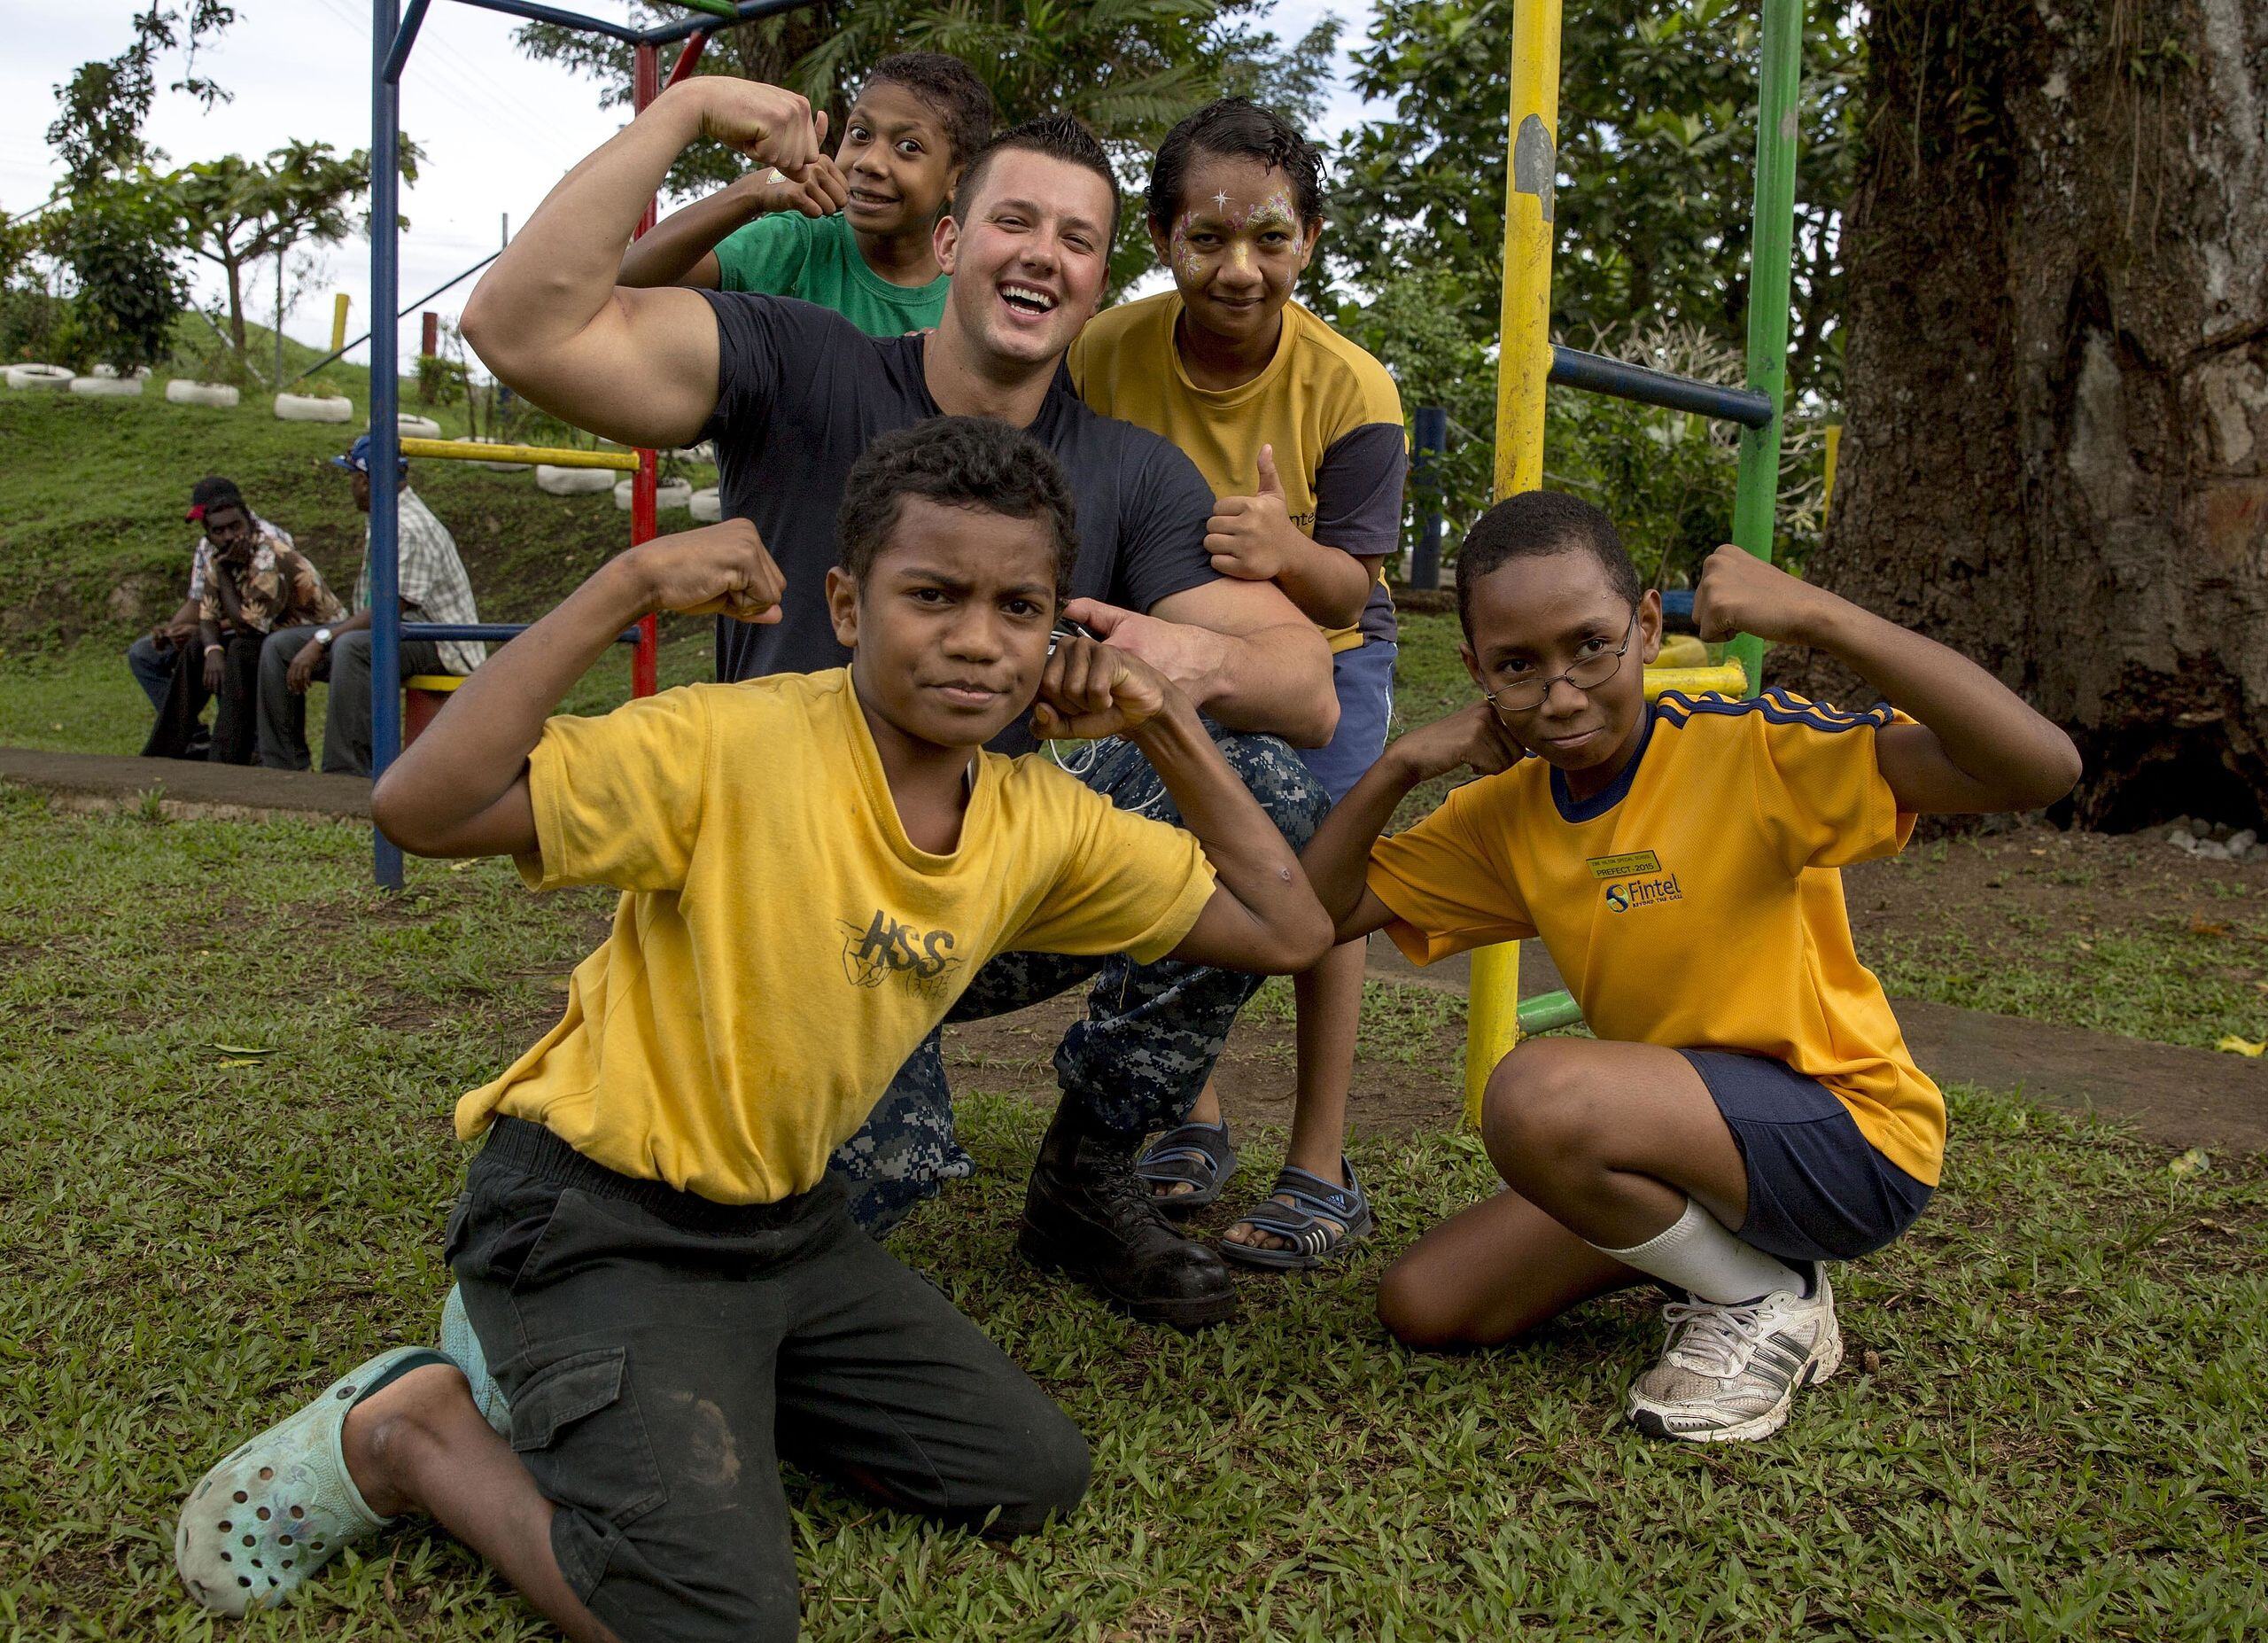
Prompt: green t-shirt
<box><xmin>711</xmin><ymin>212</ymin><xmax>947</xmax><ymax>338</ymax></box>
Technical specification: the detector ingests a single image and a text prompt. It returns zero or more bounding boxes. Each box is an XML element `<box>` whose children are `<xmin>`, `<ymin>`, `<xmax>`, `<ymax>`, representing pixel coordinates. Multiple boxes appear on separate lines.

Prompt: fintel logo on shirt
<box><xmin>838</xmin><ymin>909</ymin><xmax>962</xmax><ymax>993</ymax></box>
<box><xmin>1596</xmin><ymin>851</ymin><xmax>1681</xmax><ymax>913</ymax></box>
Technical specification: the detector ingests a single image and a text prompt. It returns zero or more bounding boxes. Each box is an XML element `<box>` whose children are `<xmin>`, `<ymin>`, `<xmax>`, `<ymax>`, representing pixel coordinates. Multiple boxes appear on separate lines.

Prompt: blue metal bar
<box><xmin>1410</xmin><ymin>406</ymin><xmax>1448</xmax><ymax>591</ymax></box>
<box><xmin>406</xmin><ymin>623</ymin><xmax>643</xmax><ymax>643</ymax></box>
<box><xmin>640</xmin><ymin>0</ymin><xmax>821</xmax><ymax>45</ymax></box>
<box><xmin>371</xmin><ymin>0</ymin><xmax>405</xmax><ymax>891</ymax></box>
<box><xmin>449</xmin><ymin>0</ymin><xmax>642</xmax><ymax>43</ymax></box>
<box><xmin>1548</xmin><ymin>345</ymin><xmax>1775</xmax><ymax>429</ymax></box>
<box><xmin>1661</xmin><ymin>589</ymin><xmax>1696</xmax><ymax>618</ymax></box>
<box><xmin>380</xmin><ymin>0</ymin><xmax>432</xmax><ymax>82</ymax></box>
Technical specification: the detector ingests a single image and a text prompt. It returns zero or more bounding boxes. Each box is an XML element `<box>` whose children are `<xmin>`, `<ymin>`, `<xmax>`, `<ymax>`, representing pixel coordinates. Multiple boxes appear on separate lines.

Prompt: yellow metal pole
<box><xmin>1464</xmin><ymin>0</ymin><xmax>1564</xmax><ymax>1130</ymax></box>
<box><xmin>397</xmin><ymin>437</ymin><xmax>640</xmax><ymax>471</ymax></box>
<box><xmin>330</xmin><ymin>292</ymin><xmax>351</xmax><ymax>353</ymax></box>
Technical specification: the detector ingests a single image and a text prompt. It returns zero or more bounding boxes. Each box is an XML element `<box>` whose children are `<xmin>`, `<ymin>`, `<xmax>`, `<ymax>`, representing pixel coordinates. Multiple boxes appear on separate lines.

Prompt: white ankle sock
<box><xmin>1591</xmin><ymin>1199</ymin><xmax>1806</xmax><ymax>1304</ymax></box>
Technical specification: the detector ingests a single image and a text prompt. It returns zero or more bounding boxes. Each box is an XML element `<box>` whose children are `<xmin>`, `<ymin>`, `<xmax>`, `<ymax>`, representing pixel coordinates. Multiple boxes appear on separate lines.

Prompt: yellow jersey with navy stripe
<box><xmin>1367</xmin><ymin>689</ymin><xmax>1945</xmax><ymax>1186</ymax></box>
<box><xmin>1068</xmin><ymin>292</ymin><xmax>1406</xmax><ymax>653</ymax></box>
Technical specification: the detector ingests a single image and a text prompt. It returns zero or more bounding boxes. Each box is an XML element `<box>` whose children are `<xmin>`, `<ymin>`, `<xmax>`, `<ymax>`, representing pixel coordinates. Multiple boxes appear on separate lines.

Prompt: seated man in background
<box><xmin>258</xmin><ymin>435</ymin><xmax>485</xmax><ymax>776</ymax></box>
<box><xmin>130</xmin><ymin>476</ymin><xmax>295</xmax><ymax>757</ymax></box>
<box><xmin>148</xmin><ymin>494</ymin><xmax>347</xmax><ymax>765</ymax></box>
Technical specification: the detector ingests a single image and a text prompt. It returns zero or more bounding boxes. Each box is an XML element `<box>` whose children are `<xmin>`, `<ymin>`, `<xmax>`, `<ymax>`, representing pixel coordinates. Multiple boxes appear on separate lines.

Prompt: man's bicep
<box><xmin>1147</xmin><ymin>573</ymin><xmax>1312</xmax><ymax>637</ymax></box>
<box><xmin>478</xmin><ymin>285</ymin><xmax>720</xmax><ymax>449</ymax></box>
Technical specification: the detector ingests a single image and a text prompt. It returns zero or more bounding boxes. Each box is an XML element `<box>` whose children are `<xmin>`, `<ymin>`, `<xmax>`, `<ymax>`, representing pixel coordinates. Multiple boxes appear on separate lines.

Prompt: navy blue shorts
<box><xmin>1297</xmin><ymin>636</ymin><xmax>1397</xmax><ymax>803</ymax></box>
<box><xmin>1679</xmin><ymin>1049</ymin><xmax>1933</xmax><ymax>1264</ymax></box>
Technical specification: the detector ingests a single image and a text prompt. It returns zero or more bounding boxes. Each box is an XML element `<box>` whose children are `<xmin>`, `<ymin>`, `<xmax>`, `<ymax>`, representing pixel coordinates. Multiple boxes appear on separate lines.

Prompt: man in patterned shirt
<box><xmin>143</xmin><ymin>492</ymin><xmax>343</xmax><ymax>764</ymax></box>
<box><xmin>130</xmin><ymin>477</ymin><xmax>299</xmax><ymax>754</ymax></box>
<box><xmin>256</xmin><ymin>434</ymin><xmax>486</xmax><ymax>776</ymax></box>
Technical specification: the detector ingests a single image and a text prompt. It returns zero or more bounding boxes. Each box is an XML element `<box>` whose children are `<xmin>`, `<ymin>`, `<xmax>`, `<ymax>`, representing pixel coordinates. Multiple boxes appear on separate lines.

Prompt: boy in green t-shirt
<box><xmin>173</xmin><ymin>418</ymin><xmax>1330</xmax><ymax>1637</ymax></box>
<box><xmin>618</xmin><ymin>52</ymin><xmax>994</xmax><ymax>337</ymax></box>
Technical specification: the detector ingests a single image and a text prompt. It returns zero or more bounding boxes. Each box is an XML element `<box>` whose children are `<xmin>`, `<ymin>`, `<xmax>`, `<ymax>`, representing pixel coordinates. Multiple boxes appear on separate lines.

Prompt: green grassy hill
<box><xmin>0</xmin><ymin>350</ymin><xmax>715</xmax><ymax>651</ymax></box>
<box><xmin>0</xmin><ymin>347</ymin><xmax>723</xmax><ymax>750</ymax></box>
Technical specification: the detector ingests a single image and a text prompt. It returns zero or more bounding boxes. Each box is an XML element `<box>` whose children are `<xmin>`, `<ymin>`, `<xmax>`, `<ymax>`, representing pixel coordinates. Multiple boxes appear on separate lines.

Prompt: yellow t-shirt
<box><xmin>1068</xmin><ymin>292</ymin><xmax>1407</xmax><ymax>653</ymax></box>
<box><xmin>1366</xmin><ymin>689</ymin><xmax>1945</xmax><ymax>1186</ymax></box>
<box><xmin>456</xmin><ymin>669</ymin><xmax>1217</xmax><ymax>1204</ymax></box>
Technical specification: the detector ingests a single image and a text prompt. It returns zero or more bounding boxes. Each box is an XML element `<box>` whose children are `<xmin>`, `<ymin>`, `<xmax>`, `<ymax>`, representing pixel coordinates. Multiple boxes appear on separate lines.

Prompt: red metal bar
<box><xmin>629</xmin><ymin>40</ymin><xmax>664</xmax><ymax>698</ymax></box>
<box><xmin>666</xmin><ymin>31</ymin><xmax>711</xmax><ymax>87</ymax></box>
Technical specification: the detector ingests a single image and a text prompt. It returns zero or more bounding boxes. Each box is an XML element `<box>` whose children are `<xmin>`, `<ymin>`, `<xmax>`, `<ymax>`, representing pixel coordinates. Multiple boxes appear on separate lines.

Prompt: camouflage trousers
<box><xmin>829</xmin><ymin>727</ymin><xmax>1330</xmax><ymax>1235</ymax></box>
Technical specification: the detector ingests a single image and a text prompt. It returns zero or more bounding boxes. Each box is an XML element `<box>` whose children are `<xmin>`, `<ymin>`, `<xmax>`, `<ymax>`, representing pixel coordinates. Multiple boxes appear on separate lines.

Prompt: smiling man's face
<box><xmin>935</xmin><ymin>147</ymin><xmax>1113</xmax><ymax>374</ymax></box>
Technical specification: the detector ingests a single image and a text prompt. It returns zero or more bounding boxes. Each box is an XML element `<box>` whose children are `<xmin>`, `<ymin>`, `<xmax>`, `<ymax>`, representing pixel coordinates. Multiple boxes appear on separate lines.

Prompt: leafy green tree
<box><xmin>1332</xmin><ymin>0</ymin><xmax>1857</xmax><ymax>558</ymax></box>
<box><xmin>27</xmin><ymin>4</ymin><xmax>236</xmax><ymax>370</ymax></box>
<box><xmin>164</xmin><ymin>140</ymin><xmax>422</xmax><ymax>375</ymax></box>
<box><xmin>514</xmin><ymin>0</ymin><xmax>1340</xmax><ymax>286</ymax></box>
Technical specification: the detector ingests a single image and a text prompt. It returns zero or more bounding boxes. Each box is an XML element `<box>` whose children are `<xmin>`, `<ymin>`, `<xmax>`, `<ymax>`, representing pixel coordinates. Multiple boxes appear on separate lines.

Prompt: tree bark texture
<box><xmin>1801</xmin><ymin>0</ymin><xmax>2268</xmax><ymax>829</ymax></box>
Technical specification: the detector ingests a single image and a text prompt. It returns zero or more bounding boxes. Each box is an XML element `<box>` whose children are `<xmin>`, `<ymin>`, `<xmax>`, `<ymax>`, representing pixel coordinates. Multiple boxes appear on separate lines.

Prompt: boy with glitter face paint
<box><xmin>1070</xmin><ymin>97</ymin><xmax>1407</xmax><ymax>1271</ymax></box>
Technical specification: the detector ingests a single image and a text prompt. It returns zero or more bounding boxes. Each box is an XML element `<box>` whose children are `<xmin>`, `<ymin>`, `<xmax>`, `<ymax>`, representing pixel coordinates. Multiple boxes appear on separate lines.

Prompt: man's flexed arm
<box><xmin>459</xmin><ymin>78</ymin><xmax>823</xmax><ymax>449</ymax></box>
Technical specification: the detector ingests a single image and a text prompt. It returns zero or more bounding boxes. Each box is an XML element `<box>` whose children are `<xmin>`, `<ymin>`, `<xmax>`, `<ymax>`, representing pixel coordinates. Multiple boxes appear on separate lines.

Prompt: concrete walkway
<box><xmin>0</xmin><ymin>746</ymin><xmax>369</xmax><ymax>822</ymax></box>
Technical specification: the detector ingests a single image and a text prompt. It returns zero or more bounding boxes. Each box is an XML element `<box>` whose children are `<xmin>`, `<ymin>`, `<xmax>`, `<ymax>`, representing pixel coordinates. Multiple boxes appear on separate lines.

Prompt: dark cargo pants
<box><xmin>449</xmin><ymin>1117</ymin><xmax>1090</xmax><ymax>1643</ymax></box>
<box><xmin>828</xmin><ymin>728</ymin><xmax>1331</xmax><ymax>1234</ymax></box>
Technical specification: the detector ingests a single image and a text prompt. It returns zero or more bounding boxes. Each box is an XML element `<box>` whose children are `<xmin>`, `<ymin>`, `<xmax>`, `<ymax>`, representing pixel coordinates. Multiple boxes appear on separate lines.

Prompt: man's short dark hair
<box><xmin>1146</xmin><ymin>97</ymin><xmax>1324</xmax><ymax>233</ymax></box>
<box><xmin>837</xmin><ymin>417</ymin><xmax>1078</xmax><ymax>599</ymax></box>
<box><xmin>187</xmin><ymin>474</ymin><xmax>244</xmax><ymax>522</ymax></box>
<box><xmin>951</xmin><ymin>114</ymin><xmax>1122</xmax><ymax>245</ymax></box>
<box><xmin>1455</xmin><ymin>491</ymin><xmax>1643</xmax><ymax>638</ymax></box>
<box><xmin>862</xmin><ymin>52</ymin><xmax>996</xmax><ymax>168</ymax></box>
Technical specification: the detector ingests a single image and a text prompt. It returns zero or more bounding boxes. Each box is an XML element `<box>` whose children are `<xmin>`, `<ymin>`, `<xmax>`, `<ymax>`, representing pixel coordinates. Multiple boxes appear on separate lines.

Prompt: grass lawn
<box><xmin>4</xmin><ymin>787</ymin><xmax>2264</xmax><ymax>1639</ymax></box>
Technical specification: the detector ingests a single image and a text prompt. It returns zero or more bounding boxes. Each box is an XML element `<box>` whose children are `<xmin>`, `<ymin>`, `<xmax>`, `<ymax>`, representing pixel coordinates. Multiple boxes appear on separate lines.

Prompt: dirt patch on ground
<box><xmin>1841</xmin><ymin>822</ymin><xmax>2268</xmax><ymax>954</ymax></box>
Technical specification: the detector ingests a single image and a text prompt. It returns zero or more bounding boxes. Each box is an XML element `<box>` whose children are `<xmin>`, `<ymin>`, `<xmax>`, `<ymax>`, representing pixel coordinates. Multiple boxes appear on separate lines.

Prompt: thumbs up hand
<box><xmin>1204</xmin><ymin>443</ymin><xmax>1301</xmax><ymax>582</ymax></box>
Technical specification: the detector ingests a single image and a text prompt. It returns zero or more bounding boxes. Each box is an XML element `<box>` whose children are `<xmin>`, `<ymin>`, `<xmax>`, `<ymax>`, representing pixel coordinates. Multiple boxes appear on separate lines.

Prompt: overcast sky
<box><xmin>2</xmin><ymin>1</ymin><xmax>1385</xmax><ymax>370</ymax></box>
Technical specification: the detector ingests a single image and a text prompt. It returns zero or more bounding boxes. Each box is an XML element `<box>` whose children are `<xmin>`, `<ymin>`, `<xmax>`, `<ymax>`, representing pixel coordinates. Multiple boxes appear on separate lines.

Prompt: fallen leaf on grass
<box><xmin>211</xmin><ymin>1043</ymin><xmax>274</xmax><ymax>1056</ymax></box>
<box><xmin>2169</xmin><ymin>1147</ymin><xmax>2212</xmax><ymax>1178</ymax></box>
<box><xmin>2190</xmin><ymin>914</ymin><xmax>2233</xmax><ymax>938</ymax></box>
<box><xmin>449</xmin><ymin>859</ymin><xmax>479</xmax><ymax>873</ymax></box>
<box><xmin>2214</xmin><ymin>1035</ymin><xmax>2264</xmax><ymax>1057</ymax></box>
<box><xmin>215</xmin><ymin>1057</ymin><xmax>265</xmax><ymax>1069</ymax></box>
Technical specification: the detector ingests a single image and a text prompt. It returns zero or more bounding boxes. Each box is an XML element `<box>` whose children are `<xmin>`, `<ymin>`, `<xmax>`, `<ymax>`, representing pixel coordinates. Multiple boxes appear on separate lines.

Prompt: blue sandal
<box><xmin>1134</xmin><ymin>1121</ymin><xmax>1238</xmax><ymax>1216</ymax></box>
<box><xmin>1218</xmin><ymin>1160</ymin><xmax>1374</xmax><ymax>1271</ymax></box>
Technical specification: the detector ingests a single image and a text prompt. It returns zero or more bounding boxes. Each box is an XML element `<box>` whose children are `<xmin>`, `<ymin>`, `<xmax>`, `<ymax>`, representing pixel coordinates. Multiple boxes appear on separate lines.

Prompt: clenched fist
<box><xmin>1691</xmin><ymin>543</ymin><xmax>1840</xmax><ymax>648</ymax></box>
<box><xmin>625</xmin><ymin>518</ymin><xmax>785</xmax><ymax>624</ymax></box>
<box><xmin>1031</xmin><ymin>635</ymin><xmax>1178</xmax><ymax>742</ymax></box>
<box><xmin>687</xmin><ymin>78</ymin><xmax>825</xmax><ymax>185</ymax></box>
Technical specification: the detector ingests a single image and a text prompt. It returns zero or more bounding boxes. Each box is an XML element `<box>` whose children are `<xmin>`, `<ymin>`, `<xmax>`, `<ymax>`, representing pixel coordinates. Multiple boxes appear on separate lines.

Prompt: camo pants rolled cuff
<box><xmin>1045</xmin><ymin>726</ymin><xmax>1331</xmax><ymax>1139</ymax></box>
<box><xmin>830</xmin><ymin>1029</ymin><xmax>973</xmax><ymax>1236</ymax></box>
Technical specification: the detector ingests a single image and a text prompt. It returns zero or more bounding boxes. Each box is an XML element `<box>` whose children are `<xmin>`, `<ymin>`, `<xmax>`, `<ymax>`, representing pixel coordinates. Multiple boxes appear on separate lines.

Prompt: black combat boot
<box><xmin>1019</xmin><ymin>1102</ymin><xmax>1239</xmax><ymax>1331</ymax></box>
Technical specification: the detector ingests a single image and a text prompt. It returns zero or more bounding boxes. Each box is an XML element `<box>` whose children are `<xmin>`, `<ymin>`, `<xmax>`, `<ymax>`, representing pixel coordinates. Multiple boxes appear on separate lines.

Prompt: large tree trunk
<box><xmin>1798</xmin><ymin>1</ymin><xmax>2268</xmax><ymax>829</ymax></box>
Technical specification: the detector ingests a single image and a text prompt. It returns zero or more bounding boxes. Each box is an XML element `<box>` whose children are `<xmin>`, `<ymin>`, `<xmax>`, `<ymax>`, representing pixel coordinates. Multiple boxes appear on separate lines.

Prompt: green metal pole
<box><xmin>1726</xmin><ymin>0</ymin><xmax>1804</xmax><ymax>698</ymax></box>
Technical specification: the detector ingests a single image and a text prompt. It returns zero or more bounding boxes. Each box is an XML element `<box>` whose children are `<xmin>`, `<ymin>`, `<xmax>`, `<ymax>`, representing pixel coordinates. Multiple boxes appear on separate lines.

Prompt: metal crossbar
<box><xmin>1548</xmin><ymin>345</ymin><xmax>1775</xmax><ymax>429</ymax></box>
<box><xmin>405</xmin><ymin>624</ymin><xmax>643</xmax><ymax>644</ymax></box>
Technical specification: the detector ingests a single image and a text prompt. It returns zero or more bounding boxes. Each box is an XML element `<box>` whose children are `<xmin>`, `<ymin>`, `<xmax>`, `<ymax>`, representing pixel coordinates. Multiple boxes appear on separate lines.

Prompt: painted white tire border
<box><xmin>275</xmin><ymin>392</ymin><xmax>354</xmax><ymax>423</ymax></box>
<box><xmin>535</xmin><ymin>464</ymin><xmax>616</xmax><ymax>496</ymax></box>
<box><xmin>166</xmin><ymin>380</ymin><xmax>242</xmax><ymax>408</ymax></box>
<box><xmin>5</xmin><ymin>363</ymin><xmax>74</xmax><ymax>390</ymax></box>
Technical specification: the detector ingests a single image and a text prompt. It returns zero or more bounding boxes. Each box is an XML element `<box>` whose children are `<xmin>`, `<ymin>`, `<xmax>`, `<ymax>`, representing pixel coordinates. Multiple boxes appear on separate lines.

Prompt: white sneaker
<box><xmin>1626</xmin><ymin>1271</ymin><xmax>1842</xmax><ymax>1443</ymax></box>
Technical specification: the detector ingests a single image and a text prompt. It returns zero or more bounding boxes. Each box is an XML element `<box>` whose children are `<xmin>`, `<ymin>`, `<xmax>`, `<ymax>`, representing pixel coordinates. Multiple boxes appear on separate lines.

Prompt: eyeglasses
<box><xmin>1482</xmin><ymin>608</ymin><xmax>1641</xmax><ymax>715</ymax></box>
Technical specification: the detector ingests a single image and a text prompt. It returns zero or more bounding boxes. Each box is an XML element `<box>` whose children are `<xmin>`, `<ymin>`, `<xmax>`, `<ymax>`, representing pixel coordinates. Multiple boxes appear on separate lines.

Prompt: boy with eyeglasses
<box><xmin>1300</xmin><ymin>492</ymin><xmax>2080</xmax><ymax>1443</ymax></box>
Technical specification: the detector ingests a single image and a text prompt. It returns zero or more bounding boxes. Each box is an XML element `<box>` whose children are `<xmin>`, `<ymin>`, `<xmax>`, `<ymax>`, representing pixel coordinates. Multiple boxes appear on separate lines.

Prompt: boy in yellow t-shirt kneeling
<box><xmin>1301</xmin><ymin>492</ymin><xmax>2081</xmax><ymax>1443</ymax></box>
<box><xmin>173</xmin><ymin>419</ymin><xmax>1330</xmax><ymax>1636</ymax></box>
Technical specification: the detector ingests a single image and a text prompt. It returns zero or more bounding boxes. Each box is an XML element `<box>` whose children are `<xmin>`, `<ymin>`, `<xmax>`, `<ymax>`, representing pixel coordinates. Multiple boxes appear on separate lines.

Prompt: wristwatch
<box><xmin>314</xmin><ymin>627</ymin><xmax>335</xmax><ymax>648</ymax></box>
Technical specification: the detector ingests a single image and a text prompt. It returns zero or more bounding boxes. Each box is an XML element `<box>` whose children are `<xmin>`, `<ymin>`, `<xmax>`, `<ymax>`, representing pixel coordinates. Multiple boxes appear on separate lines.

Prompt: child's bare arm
<box><xmin>1034</xmin><ymin>639</ymin><xmax>1332</xmax><ymax>974</ymax></box>
<box><xmin>1693</xmin><ymin>544</ymin><xmax>2082</xmax><ymax>814</ymax></box>
<box><xmin>371</xmin><ymin>522</ymin><xmax>785</xmax><ymax>860</ymax></box>
<box><xmin>1301</xmin><ymin>703</ymin><xmax>1524</xmax><ymax>940</ymax></box>
<box><xmin>1204</xmin><ymin>446</ymin><xmax>1377</xmax><ymax>628</ymax></box>
<box><xmin>617</xmin><ymin>161</ymin><xmax>850</xmax><ymax>289</ymax></box>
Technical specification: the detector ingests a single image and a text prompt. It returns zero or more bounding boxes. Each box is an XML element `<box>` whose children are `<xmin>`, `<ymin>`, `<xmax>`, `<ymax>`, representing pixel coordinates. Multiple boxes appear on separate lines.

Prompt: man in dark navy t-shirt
<box><xmin>698</xmin><ymin>289</ymin><xmax>1216</xmax><ymax>756</ymax></box>
<box><xmin>463</xmin><ymin>83</ymin><xmax>1337</xmax><ymax>1329</ymax></box>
